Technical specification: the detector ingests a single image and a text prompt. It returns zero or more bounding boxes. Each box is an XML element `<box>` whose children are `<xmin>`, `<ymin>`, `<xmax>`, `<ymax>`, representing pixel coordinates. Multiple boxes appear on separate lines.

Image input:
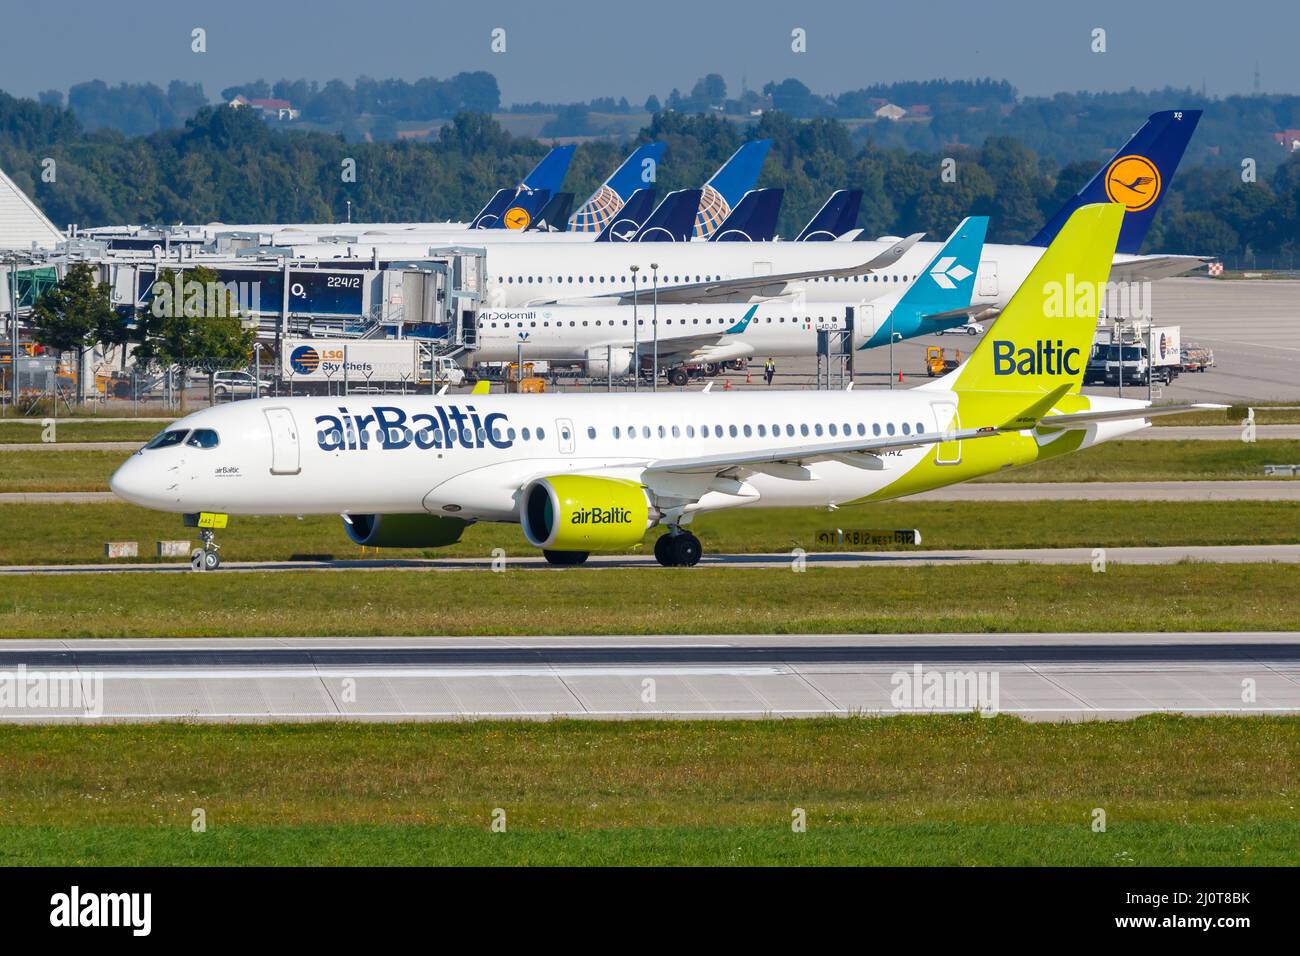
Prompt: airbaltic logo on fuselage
<box><xmin>993</xmin><ymin>340</ymin><xmax>1081</xmax><ymax>376</ymax></box>
<box><xmin>314</xmin><ymin>405</ymin><xmax>512</xmax><ymax>451</ymax></box>
<box><xmin>571</xmin><ymin>506</ymin><xmax>633</xmax><ymax>525</ymax></box>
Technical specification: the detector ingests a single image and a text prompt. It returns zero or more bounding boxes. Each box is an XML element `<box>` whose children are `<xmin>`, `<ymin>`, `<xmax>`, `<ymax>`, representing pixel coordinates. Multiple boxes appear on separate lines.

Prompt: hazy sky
<box><xmin>1</xmin><ymin>0</ymin><xmax>1295</xmax><ymax>104</ymax></box>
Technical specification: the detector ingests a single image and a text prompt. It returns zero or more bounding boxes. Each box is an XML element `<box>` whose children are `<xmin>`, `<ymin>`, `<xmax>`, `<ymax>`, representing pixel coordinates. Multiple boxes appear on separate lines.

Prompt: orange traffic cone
<box><xmin>746</xmin><ymin>369</ymin><xmax>752</xmax><ymax>384</ymax></box>
<box><xmin>897</xmin><ymin>370</ymin><xmax>904</xmax><ymax>383</ymax></box>
<box><xmin>723</xmin><ymin>379</ymin><xmax>732</xmax><ymax>391</ymax></box>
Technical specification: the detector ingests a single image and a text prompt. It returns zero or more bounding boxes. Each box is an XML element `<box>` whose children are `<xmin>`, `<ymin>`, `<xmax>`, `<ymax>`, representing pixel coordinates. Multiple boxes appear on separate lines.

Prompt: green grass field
<box><xmin>1</xmin><ymin>563</ymin><xmax>1296</xmax><ymax>637</ymax></box>
<box><xmin>1</xmin><ymin>499</ymin><xmax>1297</xmax><ymax>566</ymax></box>
<box><xmin>0</xmin><ymin>717</ymin><xmax>1294</xmax><ymax>865</ymax></box>
<box><xmin>0</xmin><ymin>420</ymin><xmax>169</xmax><ymax>444</ymax></box>
<box><xmin>2</xmin><ymin>440</ymin><xmax>1295</xmax><ymax>494</ymax></box>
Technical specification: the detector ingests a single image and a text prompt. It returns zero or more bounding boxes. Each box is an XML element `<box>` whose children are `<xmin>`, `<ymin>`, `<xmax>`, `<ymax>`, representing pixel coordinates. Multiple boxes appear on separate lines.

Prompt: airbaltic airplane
<box><xmin>471</xmin><ymin>217</ymin><xmax>989</xmax><ymax>380</ymax></box>
<box><xmin>111</xmin><ymin>204</ymin><xmax>1220</xmax><ymax>569</ymax></box>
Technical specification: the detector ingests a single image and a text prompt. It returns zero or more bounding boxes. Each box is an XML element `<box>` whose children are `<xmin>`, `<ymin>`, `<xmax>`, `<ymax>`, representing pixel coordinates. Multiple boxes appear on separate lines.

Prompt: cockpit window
<box><xmin>186</xmin><ymin>429</ymin><xmax>220</xmax><ymax>449</ymax></box>
<box><xmin>144</xmin><ymin>429</ymin><xmax>189</xmax><ymax>450</ymax></box>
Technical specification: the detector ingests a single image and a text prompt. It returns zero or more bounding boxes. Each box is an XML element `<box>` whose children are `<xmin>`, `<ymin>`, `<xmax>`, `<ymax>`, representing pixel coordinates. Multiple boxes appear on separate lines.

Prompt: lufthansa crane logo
<box><xmin>1104</xmin><ymin>155</ymin><xmax>1161</xmax><ymax>212</ymax></box>
<box><xmin>504</xmin><ymin>206</ymin><xmax>532</xmax><ymax>230</ymax></box>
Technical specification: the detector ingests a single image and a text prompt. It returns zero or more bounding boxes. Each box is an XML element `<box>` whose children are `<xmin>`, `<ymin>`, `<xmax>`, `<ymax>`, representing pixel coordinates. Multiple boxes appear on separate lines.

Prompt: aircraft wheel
<box><xmin>670</xmin><ymin>532</ymin><xmax>702</xmax><ymax>567</ymax></box>
<box><xmin>667</xmin><ymin>367</ymin><xmax>690</xmax><ymax>387</ymax></box>
<box><xmin>542</xmin><ymin>549</ymin><xmax>589</xmax><ymax>566</ymax></box>
<box><xmin>654</xmin><ymin>533</ymin><xmax>676</xmax><ymax>567</ymax></box>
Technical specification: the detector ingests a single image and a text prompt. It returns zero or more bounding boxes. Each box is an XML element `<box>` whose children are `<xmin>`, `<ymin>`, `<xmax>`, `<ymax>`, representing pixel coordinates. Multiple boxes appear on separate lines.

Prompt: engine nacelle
<box><xmin>585</xmin><ymin>347</ymin><xmax>633</xmax><ymax>379</ymax></box>
<box><xmin>343</xmin><ymin>513</ymin><xmax>469</xmax><ymax>548</ymax></box>
<box><xmin>520</xmin><ymin>475</ymin><xmax>655</xmax><ymax>551</ymax></box>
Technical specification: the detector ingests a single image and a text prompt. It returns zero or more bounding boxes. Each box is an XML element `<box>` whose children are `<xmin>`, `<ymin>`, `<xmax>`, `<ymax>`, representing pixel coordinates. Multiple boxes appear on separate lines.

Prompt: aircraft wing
<box><xmin>1108</xmin><ymin>255</ymin><xmax>1211</xmax><ymax>282</ymax></box>
<box><xmin>537</xmin><ymin>233</ymin><xmax>925</xmax><ymax>307</ymax></box>
<box><xmin>1037</xmin><ymin>403</ymin><xmax>1226</xmax><ymax>429</ymax></box>
<box><xmin>921</xmin><ymin>305</ymin><xmax>1000</xmax><ymax>323</ymax></box>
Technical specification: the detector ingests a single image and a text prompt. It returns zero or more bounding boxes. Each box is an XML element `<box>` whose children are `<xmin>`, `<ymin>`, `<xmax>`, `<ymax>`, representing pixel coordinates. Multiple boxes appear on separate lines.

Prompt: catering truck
<box><xmin>1084</xmin><ymin>325</ymin><xmax>1181</xmax><ymax>387</ymax></box>
<box><xmin>280</xmin><ymin>338</ymin><xmax>464</xmax><ymax>391</ymax></box>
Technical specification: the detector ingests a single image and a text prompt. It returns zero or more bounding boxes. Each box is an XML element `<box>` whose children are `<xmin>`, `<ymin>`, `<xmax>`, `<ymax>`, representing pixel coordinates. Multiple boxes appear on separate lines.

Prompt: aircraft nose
<box><xmin>109</xmin><ymin>456</ymin><xmax>155</xmax><ymax>507</ymax></box>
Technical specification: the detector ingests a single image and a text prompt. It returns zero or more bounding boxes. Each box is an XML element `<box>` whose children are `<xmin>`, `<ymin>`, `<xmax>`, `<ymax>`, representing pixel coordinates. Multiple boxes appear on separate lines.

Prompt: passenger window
<box><xmin>613</xmin><ymin>426</ymin><xmax>621</xmax><ymax>439</ymax></box>
<box><xmin>587</xmin><ymin>426</ymin><xmax>596</xmax><ymax>439</ymax></box>
<box><xmin>886</xmin><ymin>423</ymin><xmax>896</xmax><ymax>436</ymax></box>
<box><xmin>785</xmin><ymin>424</ymin><xmax>794</xmax><ymax>437</ymax></box>
<box><xmin>742</xmin><ymin>424</ymin><xmax>752</xmax><ymax>437</ymax></box>
<box><xmin>728</xmin><ymin>425</ymin><xmax>738</xmax><ymax>437</ymax></box>
<box><xmin>537</xmin><ymin>428</ymin><xmax>546</xmax><ymax>440</ymax></box>
<box><xmin>800</xmin><ymin>424</ymin><xmax>810</xmax><ymax>437</ymax></box>
<box><xmin>814</xmin><ymin>424</ymin><xmax>824</xmax><ymax>437</ymax></box>
<box><xmin>872</xmin><ymin>423</ymin><xmax>882</xmax><ymax>437</ymax></box>
<box><xmin>522</xmin><ymin>427</ymin><xmax>531</xmax><ymax>440</ymax></box>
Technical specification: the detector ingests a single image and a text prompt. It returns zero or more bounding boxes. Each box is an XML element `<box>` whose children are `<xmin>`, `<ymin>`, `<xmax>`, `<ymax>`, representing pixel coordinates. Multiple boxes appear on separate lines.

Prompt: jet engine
<box><xmin>520</xmin><ymin>475</ymin><xmax>656</xmax><ymax>551</ymax></box>
<box><xmin>343</xmin><ymin>513</ymin><xmax>470</xmax><ymax>548</ymax></box>
<box><xmin>585</xmin><ymin>347</ymin><xmax>634</xmax><ymax>378</ymax></box>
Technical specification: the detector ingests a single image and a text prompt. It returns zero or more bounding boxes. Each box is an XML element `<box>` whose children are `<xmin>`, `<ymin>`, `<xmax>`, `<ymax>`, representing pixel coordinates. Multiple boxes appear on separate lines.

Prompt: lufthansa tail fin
<box><xmin>633</xmin><ymin>189</ymin><xmax>703</xmax><ymax>242</ymax></box>
<box><xmin>708</xmin><ymin>188</ymin><xmax>783</xmax><ymax>242</ymax></box>
<box><xmin>469</xmin><ymin>188</ymin><xmax>515</xmax><ymax>229</ymax></box>
<box><xmin>594</xmin><ymin>188</ymin><xmax>658</xmax><ymax>242</ymax></box>
<box><xmin>944</xmin><ymin>203</ymin><xmax>1124</xmax><ymax>395</ymax></box>
<box><xmin>694</xmin><ymin>140</ymin><xmax>771</xmax><ymax>239</ymax></box>
<box><xmin>1029</xmin><ymin>110</ymin><xmax>1200</xmax><ymax>255</ymax></box>
<box><xmin>493</xmin><ymin>188</ymin><xmax>552</xmax><ymax>231</ymax></box>
<box><xmin>569</xmin><ymin>143</ymin><xmax>666</xmax><ymax>232</ymax></box>
<box><xmin>796</xmin><ymin>189</ymin><xmax>863</xmax><ymax>242</ymax></box>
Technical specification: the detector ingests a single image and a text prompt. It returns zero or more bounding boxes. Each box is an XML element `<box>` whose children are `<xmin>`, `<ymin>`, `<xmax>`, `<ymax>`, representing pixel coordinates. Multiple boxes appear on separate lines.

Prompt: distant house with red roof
<box><xmin>228</xmin><ymin>95</ymin><xmax>300</xmax><ymax>121</ymax></box>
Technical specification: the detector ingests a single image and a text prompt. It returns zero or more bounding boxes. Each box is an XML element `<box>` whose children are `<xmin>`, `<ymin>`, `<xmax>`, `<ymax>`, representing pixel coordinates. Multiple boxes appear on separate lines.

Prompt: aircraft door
<box><xmin>930</xmin><ymin>401</ymin><xmax>961</xmax><ymax>465</ymax></box>
<box><xmin>978</xmin><ymin>260</ymin><xmax>998</xmax><ymax>297</ymax></box>
<box><xmin>264</xmin><ymin>407</ymin><xmax>301</xmax><ymax>475</ymax></box>
<box><xmin>555</xmin><ymin>418</ymin><xmax>576</xmax><ymax>455</ymax></box>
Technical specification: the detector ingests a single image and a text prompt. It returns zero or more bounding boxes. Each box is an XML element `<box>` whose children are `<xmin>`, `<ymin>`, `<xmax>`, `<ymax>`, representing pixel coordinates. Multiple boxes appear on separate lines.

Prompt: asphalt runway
<box><xmin>1</xmin><ymin>543</ymin><xmax>1297</xmax><ymax>575</ymax></box>
<box><xmin>1</xmin><ymin>632</ymin><xmax>1295</xmax><ymax>723</ymax></box>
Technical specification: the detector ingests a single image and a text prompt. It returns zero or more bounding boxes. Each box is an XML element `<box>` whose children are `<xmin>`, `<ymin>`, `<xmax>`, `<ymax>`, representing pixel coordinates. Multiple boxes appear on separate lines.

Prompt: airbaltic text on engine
<box><xmin>992</xmin><ymin>340</ymin><xmax>1081</xmax><ymax>376</ymax></box>
<box><xmin>314</xmin><ymin>405</ymin><xmax>511</xmax><ymax>451</ymax></box>
<box><xmin>571</xmin><ymin>506</ymin><xmax>633</xmax><ymax>524</ymax></box>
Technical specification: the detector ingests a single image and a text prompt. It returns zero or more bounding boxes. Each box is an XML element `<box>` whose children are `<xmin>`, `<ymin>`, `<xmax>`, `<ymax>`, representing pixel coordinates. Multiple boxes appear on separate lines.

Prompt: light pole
<box><xmin>651</xmin><ymin>262</ymin><xmax>659</xmax><ymax>392</ymax></box>
<box><xmin>630</xmin><ymin>265</ymin><xmax>640</xmax><ymax>391</ymax></box>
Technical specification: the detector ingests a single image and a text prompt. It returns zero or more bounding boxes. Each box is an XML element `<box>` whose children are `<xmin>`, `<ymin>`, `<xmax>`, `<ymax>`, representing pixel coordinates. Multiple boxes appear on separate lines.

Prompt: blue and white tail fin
<box><xmin>594</xmin><ymin>188</ymin><xmax>658</xmax><ymax>242</ymax></box>
<box><xmin>694</xmin><ymin>140</ymin><xmax>771</xmax><ymax>239</ymax></box>
<box><xmin>858</xmin><ymin>217</ymin><xmax>989</xmax><ymax>348</ymax></box>
<box><xmin>494</xmin><ymin>188</ymin><xmax>552</xmax><ymax>230</ymax></box>
<box><xmin>796</xmin><ymin>189</ymin><xmax>863</xmax><ymax>241</ymax></box>
<box><xmin>520</xmin><ymin>145</ymin><xmax>575</xmax><ymax>194</ymax></box>
<box><xmin>1028</xmin><ymin>110</ymin><xmax>1200</xmax><ymax>255</ymax></box>
<box><xmin>569</xmin><ymin>143</ymin><xmax>666</xmax><ymax>233</ymax></box>
<box><xmin>634</xmin><ymin>189</ymin><xmax>703</xmax><ymax>242</ymax></box>
<box><xmin>708</xmin><ymin>188</ymin><xmax>783</xmax><ymax>242</ymax></box>
<box><xmin>469</xmin><ymin>188</ymin><xmax>514</xmax><ymax>229</ymax></box>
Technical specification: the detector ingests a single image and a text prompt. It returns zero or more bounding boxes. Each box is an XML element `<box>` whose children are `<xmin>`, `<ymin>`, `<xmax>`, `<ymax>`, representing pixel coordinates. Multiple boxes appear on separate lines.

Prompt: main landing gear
<box><xmin>654</xmin><ymin>529</ymin><xmax>702</xmax><ymax>568</ymax></box>
<box><xmin>192</xmin><ymin>528</ymin><xmax>221</xmax><ymax>571</ymax></box>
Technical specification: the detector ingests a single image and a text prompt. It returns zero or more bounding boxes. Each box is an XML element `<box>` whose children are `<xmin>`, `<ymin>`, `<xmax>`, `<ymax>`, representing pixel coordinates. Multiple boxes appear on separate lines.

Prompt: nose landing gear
<box><xmin>654</xmin><ymin>529</ymin><xmax>702</xmax><ymax>567</ymax></box>
<box><xmin>191</xmin><ymin>528</ymin><xmax>221</xmax><ymax>571</ymax></box>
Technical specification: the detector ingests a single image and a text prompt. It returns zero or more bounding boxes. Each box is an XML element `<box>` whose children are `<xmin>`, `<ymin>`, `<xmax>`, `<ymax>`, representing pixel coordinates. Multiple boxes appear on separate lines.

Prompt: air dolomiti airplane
<box><xmin>111</xmin><ymin>204</ymin><xmax>1220</xmax><ymax>569</ymax></box>
<box><xmin>472</xmin><ymin>216</ymin><xmax>990</xmax><ymax>380</ymax></box>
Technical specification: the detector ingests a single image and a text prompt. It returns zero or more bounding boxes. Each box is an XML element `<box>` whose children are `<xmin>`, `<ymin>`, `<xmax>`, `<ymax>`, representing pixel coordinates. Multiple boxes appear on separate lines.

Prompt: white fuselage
<box><xmin>108</xmin><ymin>390</ymin><xmax>1142</xmax><ymax>523</ymax></box>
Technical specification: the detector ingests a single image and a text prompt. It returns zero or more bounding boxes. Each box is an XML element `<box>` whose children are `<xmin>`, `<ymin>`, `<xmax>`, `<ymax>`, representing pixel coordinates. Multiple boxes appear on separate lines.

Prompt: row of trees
<box><xmin>220</xmin><ymin>73</ymin><xmax>500</xmax><ymax>124</ymax></box>
<box><xmin>30</xmin><ymin>264</ymin><xmax>254</xmax><ymax>406</ymax></box>
<box><xmin>2</xmin><ymin>90</ymin><xmax>1298</xmax><ymax>261</ymax></box>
